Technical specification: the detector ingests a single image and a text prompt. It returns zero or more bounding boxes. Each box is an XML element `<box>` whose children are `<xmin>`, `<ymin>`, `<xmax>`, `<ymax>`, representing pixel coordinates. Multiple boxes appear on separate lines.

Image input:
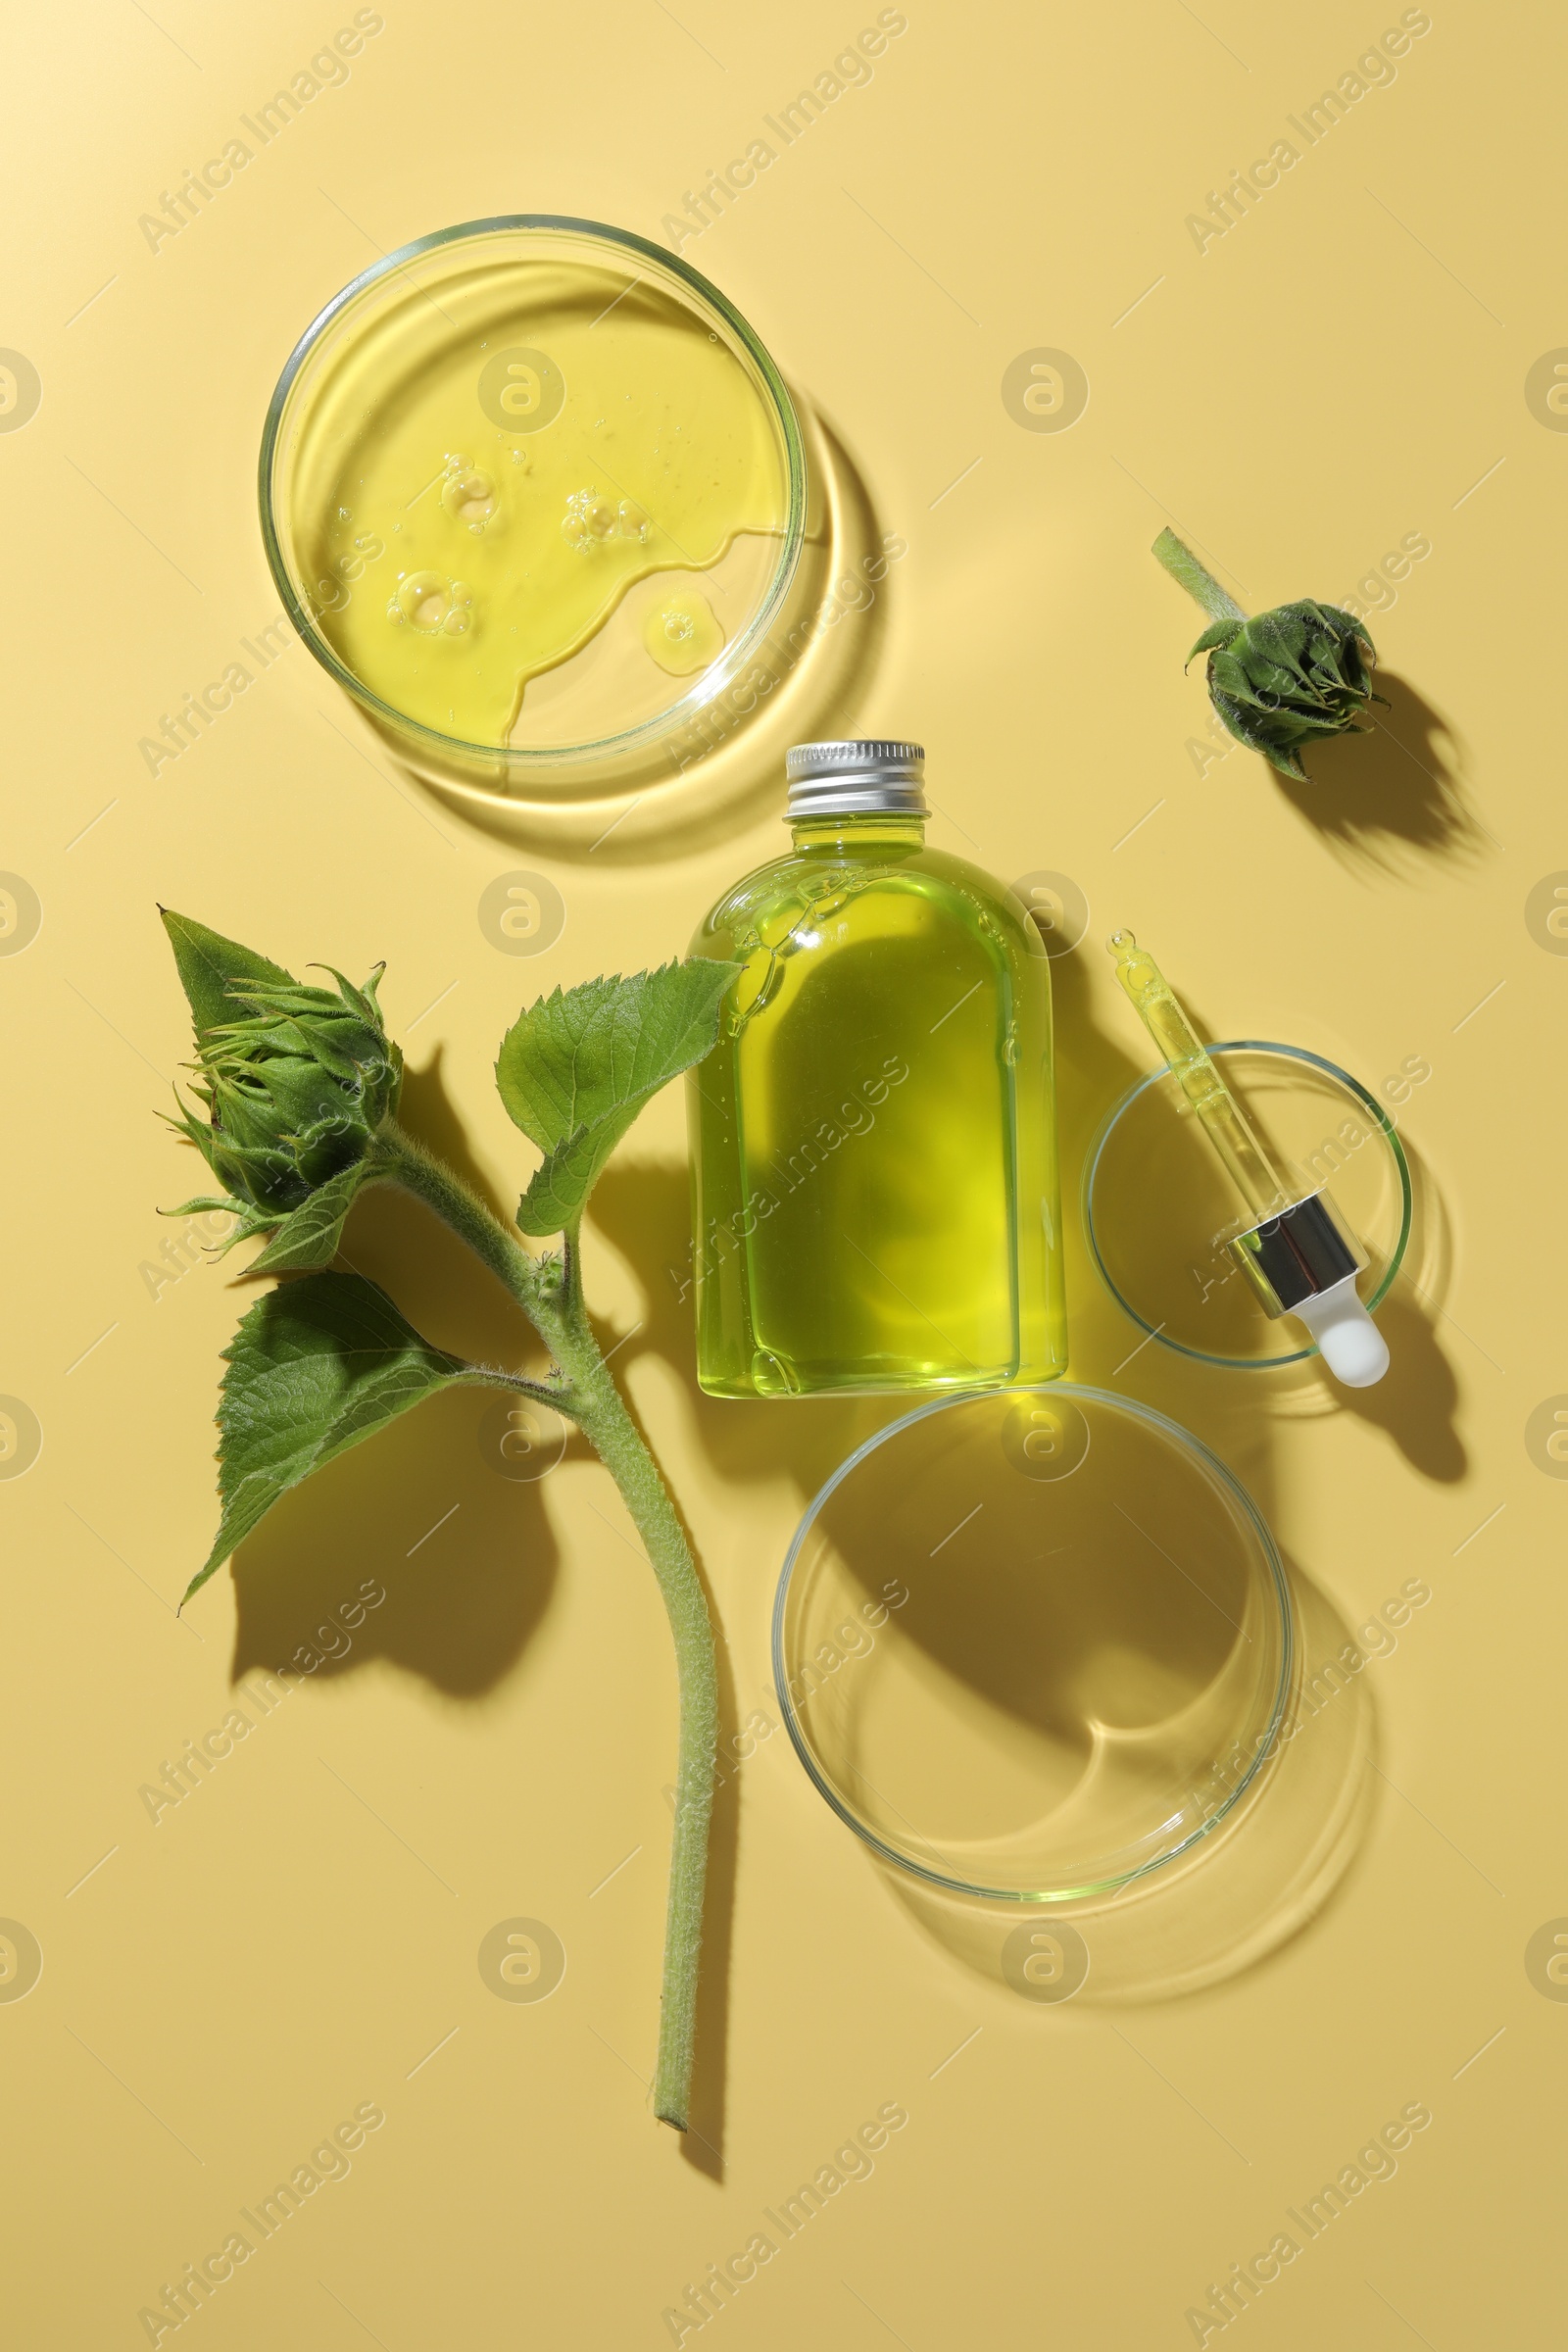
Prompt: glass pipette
<box><xmin>1106</xmin><ymin>931</ymin><xmax>1389</xmax><ymax>1388</ymax></box>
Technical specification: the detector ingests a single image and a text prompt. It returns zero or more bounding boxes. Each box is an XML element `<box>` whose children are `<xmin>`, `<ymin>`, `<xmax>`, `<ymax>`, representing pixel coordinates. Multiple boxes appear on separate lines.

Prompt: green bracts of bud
<box><xmin>160</xmin><ymin>909</ymin><xmax>401</xmax><ymax>1246</ymax></box>
<box><xmin>1153</xmin><ymin>528</ymin><xmax>1385</xmax><ymax>781</ymax></box>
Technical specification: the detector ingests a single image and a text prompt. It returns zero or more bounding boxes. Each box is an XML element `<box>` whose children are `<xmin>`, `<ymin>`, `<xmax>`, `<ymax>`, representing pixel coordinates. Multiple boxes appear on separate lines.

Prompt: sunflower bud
<box><xmin>161</xmin><ymin>910</ymin><xmax>402</xmax><ymax>1259</ymax></box>
<box><xmin>1153</xmin><ymin>529</ymin><xmax>1384</xmax><ymax>781</ymax></box>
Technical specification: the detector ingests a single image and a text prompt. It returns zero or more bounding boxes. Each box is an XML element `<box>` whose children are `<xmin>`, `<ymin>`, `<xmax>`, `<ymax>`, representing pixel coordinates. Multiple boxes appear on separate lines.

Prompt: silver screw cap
<box><xmin>786</xmin><ymin>740</ymin><xmax>927</xmax><ymax>819</ymax></box>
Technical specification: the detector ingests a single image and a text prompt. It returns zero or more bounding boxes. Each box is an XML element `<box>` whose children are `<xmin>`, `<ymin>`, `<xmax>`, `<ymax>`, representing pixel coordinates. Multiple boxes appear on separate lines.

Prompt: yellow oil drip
<box><xmin>642</xmin><ymin>588</ymin><xmax>725</xmax><ymax>677</ymax></box>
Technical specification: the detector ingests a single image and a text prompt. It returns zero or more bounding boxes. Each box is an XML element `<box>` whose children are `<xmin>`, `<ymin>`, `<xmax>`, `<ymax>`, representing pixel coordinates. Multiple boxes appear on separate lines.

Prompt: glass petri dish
<box><xmin>773</xmin><ymin>1386</ymin><xmax>1293</xmax><ymax>1902</ymax></box>
<box><xmin>1084</xmin><ymin>1042</ymin><xmax>1412</xmax><ymax>1370</ymax></box>
<box><xmin>260</xmin><ymin>217</ymin><xmax>806</xmax><ymax>797</ymax></box>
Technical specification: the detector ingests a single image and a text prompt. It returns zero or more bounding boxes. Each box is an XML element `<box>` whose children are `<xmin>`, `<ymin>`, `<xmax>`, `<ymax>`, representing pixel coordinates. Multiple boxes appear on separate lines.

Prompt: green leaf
<box><xmin>186</xmin><ymin>1271</ymin><xmax>493</xmax><ymax>1603</ymax></box>
<box><xmin>161</xmin><ymin>908</ymin><xmax>294</xmax><ymax>1047</ymax></box>
<box><xmin>515</xmin><ymin>1119</ymin><xmax>644</xmax><ymax>1238</ymax></box>
<box><xmin>160</xmin><ymin>1193</ymin><xmax>276</xmax><ymax>1256</ymax></box>
<box><xmin>247</xmin><ymin>1163</ymin><xmax>373</xmax><ymax>1273</ymax></box>
<box><xmin>1186</xmin><ymin>617</ymin><xmax>1241</xmax><ymax>663</ymax></box>
<box><xmin>496</xmin><ymin>960</ymin><xmax>740</xmax><ymax>1236</ymax></box>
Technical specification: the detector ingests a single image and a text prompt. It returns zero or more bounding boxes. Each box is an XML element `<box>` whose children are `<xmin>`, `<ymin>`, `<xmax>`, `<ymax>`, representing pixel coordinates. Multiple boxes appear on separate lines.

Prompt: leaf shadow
<box><xmin>227</xmin><ymin>1043</ymin><xmax>570</xmax><ymax>1700</ymax></box>
<box><xmin>398</xmin><ymin>1044</ymin><xmax>517</xmax><ymax>1228</ymax></box>
<box><xmin>219</xmin><ymin>1054</ymin><xmax>756</xmax><ymax>2163</ymax></box>
<box><xmin>227</xmin><ymin>1381</ymin><xmax>563</xmax><ymax>1700</ymax></box>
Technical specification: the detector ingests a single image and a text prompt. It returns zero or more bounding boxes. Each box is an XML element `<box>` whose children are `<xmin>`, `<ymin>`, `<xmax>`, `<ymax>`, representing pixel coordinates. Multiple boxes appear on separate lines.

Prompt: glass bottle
<box><xmin>686</xmin><ymin>740</ymin><xmax>1067</xmax><ymax>1396</ymax></box>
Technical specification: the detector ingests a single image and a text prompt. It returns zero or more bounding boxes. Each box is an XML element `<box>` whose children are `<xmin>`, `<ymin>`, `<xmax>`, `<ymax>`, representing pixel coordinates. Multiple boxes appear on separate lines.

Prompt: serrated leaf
<box><xmin>160</xmin><ymin>908</ymin><xmax>294</xmax><ymax>1046</ymax></box>
<box><xmin>515</xmin><ymin>1121</ymin><xmax>636</xmax><ymax>1238</ymax></box>
<box><xmin>247</xmin><ymin>1163</ymin><xmax>372</xmax><ymax>1273</ymax></box>
<box><xmin>497</xmin><ymin>960</ymin><xmax>739</xmax><ymax>1235</ymax></box>
<box><xmin>186</xmin><ymin>1271</ymin><xmax>494</xmax><ymax>1603</ymax></box>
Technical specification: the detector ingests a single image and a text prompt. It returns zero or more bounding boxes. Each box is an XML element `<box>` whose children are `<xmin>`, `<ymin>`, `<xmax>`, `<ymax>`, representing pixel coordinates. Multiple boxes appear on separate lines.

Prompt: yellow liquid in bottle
<box><xmin>293</xmin><ymin>262</ymin><xmax>788</xmax><ymax>749</ymax></box>
<box><xmin>688</xmin><ymin>817</ymin><xmax>1068</xmax><ymax>1396</ymax></box>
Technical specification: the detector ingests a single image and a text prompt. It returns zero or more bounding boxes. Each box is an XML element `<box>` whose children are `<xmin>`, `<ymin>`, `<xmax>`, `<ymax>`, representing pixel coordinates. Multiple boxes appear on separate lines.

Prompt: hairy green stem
<box><xmin>378</xmin><ymin>1123</ymin><xmax>715</xmax><ymax>2131</ymax></box>
<box><xmin>1152</xmin><ymin>526</ymin><xmax>1248</xmax><ymax>624</ymax></box>
<box><xmin>377</xmin><ymin>1125</ymin><xmax>547</xmax><ymax>1312</ymax></box>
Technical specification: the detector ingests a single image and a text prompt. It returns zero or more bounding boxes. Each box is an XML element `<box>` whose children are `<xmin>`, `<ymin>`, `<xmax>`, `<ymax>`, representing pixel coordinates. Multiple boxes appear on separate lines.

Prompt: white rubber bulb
<box><xmin>1290</xmin><ymin>1274</ymin><xmax>1390</xmax><ymax>1389</ymax></box>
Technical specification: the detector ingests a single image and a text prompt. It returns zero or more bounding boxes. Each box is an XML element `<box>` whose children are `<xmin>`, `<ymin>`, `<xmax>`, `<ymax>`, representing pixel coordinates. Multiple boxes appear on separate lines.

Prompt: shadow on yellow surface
<box><xmin>589</xmin><ymin>1157</ymin><xmax>898</xmax><ymax>1501</ymax></box>
<box><xmin>1330</xmin><ymin>1287</ymin><xmax>1465</xmax><ymax>1482</ymax></box>
<box><xmin>1278</xmin><ymin>670</ymin><xmax>1486</xmax><ymax>874</ymax></box>
<box><xmin>227</xmin><ymin>1380</ymin><xmax>563</xmax><ymax>1699</ymax></box>
<box><xmin>878</xmin><ymin>1551</ymin><xmax>1377</xmax><ymax>2010</ymax></box>
<box><xmin>217</xmin><ymin>931</ymin><xmax>1454</xmax><ymax>2171</ymax></box>
<box><xmin>226</xmin><ymin>1050</ymin><xmax>567</xmax><ymax>1700</ymax></box>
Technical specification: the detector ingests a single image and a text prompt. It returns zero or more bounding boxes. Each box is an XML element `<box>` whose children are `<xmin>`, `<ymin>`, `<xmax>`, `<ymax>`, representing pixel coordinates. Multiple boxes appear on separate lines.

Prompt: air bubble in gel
<box><xmin>388</xmin><ymin>571</ymin><xmax>473</xmax><ymax>635</ymax></box>
<box><xmin>441</xmin><ymin>458</ymin><xmax>499</xmax><ymax>533</ymax></box>
<box><xmin>642</xmin><ymin>589</ymin><xmax>724</xmax><ymax>675</ymax></box>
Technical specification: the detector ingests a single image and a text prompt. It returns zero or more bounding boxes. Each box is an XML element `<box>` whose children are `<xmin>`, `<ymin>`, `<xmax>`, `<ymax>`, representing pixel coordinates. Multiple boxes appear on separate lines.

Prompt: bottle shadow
<box><xmin>359</xmin><ymin>394</ymin><xmax>903</xmax><ymax>870</ymax></box>
<box><xmin>1270</xmin><ymin>671</ymin><xmax>1488</xmax><ymax>874</ymax></box>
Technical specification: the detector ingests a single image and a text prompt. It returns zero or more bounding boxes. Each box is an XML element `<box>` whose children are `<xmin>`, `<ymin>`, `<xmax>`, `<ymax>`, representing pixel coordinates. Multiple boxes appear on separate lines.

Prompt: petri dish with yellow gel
<box><xmin>260</xmin><ymin>217</ymin><xmax>805</xmax><ymax>793</ymax></box>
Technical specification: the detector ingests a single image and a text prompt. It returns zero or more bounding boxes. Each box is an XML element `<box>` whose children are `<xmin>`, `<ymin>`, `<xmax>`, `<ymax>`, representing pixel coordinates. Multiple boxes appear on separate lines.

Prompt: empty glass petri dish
<box><xmin>1084</xmin><ymin>1042</ymin><xmax>1412</xmax><ymax>1370</ymax></box>
<box><xmin>773</xmin><ymin>1386</ymin><xmax>1294</xmax><ymax>1902</ymax></box>
<box><xmin>260</xmin><ymin>216</ymin><xmax>806</xmax><ymax>798</ymax></box>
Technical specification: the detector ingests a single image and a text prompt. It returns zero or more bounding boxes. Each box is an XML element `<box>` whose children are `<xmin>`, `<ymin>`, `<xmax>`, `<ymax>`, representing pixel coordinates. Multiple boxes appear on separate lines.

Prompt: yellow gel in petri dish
<box><xmin>267</xmin><ymin>220</ymin><xmax>803</xmax><ymax>771</ymax></box>
<box><xmin>642</xmin><ymin>588</ymin><xmax>725</xmax><ymax>676</ymax></box>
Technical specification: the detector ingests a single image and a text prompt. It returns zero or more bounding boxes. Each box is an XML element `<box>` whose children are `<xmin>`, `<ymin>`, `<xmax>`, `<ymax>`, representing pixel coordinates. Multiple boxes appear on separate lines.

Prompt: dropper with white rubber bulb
<box><xmin>1107</xmin><ymin>930</ymin><xmax>1389</xmax><ymax>1389</ymax></box>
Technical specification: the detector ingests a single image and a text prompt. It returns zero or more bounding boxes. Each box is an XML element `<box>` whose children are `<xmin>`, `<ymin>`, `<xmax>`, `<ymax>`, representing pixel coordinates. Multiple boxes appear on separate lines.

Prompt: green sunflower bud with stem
<box><xmin>161</xmin><ymin>909</ymin><xmax>405</xmax><ymax>1268</ymax></box>
<box><xmin>1152</xmin><ymin>527</ymin><xmax>1385</xmax><ymax>781</ymax></box>
<box><xmin>161</xmin><ymin>908</ymin><xmax>739</xmax><ymax>2133</ymax></box>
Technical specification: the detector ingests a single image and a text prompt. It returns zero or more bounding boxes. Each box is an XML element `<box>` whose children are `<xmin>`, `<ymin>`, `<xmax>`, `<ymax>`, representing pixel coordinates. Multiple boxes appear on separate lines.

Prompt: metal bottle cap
<box><xmin>1226</xmin><ymin>1187</ymin><xmax>1367</xmax><ymax>1319</ymax></box>
<box><xmin>786</xmin><ymin>740</ymin><xmax>928</xmax><ymax>819</ymax></box>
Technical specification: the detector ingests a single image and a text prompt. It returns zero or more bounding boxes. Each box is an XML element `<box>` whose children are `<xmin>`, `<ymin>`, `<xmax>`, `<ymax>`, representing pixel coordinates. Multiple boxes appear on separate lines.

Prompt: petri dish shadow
<box><xmin>774</xmin><ymin>1388</ymin><xmax>1294</xmax><ymax>1905</ymax></box>
<box><xmin>876</xmin><ymin>1554</ymin><xmax>1374</xmax><ymax>2007</ymax></box>
<box><xmin>771</xmin><ymin>1388</ymin><xmax>1376</xmax><ymax>2006</ymax></box>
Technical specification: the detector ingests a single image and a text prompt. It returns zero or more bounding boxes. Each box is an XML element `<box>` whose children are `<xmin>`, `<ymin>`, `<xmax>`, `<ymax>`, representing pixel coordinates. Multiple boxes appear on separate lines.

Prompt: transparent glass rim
<box><xmin>771</xmin><ymin>1382</ymin><xmax>1295</xmax><ymax>1904</ymax></box>
<box><xmin>1084</xmin><ymin>1040</ymin><xmax>1414</xmax><ymax>1371</ymax></box>
<box><xmin>257</xmin><ymin>214</ymin><xmax>808</xmax><ymax>771</ymax></box>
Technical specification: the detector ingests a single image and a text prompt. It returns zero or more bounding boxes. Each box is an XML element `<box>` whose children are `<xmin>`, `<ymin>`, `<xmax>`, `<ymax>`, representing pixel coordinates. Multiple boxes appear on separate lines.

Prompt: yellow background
<box><xmin>4</xmin><ymin>2</ymin><xmax>1562</xmax><ymax>2342</ymax></box>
